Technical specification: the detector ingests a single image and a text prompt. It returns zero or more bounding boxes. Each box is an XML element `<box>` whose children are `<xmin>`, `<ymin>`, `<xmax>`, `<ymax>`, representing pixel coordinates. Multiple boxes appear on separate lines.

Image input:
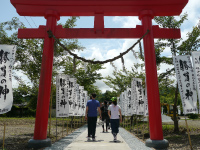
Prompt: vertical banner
<box><xmin>123</xmin><ymin>90</ymin><xmax>128</xmax><ymax>116</ymax></box>
<box><xmin>121</xmin><ymin>92</ymin><xmax>125</xmax><ymax>116</ymax></box>
<box><xmin>78</xmin><ymin>86</ymin><xmax>84</xmax><ymax>116</ymax></box>
<box><xmin>68</xmin><ymin>78</ymin><xmax>76</xmax><ymax>116</ymax></box>
<box><xmin>135</xmin><ymin>78</ymin><xmax>144</xmax><ymax>115</ymax></box>
<box><xmin>126</xmin><ymin>88</ymin><xmax>132</xmax><ymax>116</ymax></box>
<box><xmin>174</xmin><ymin>55</ymin><xmax>198</xmax><ymax>114</ymax></box>
<box><xmin>131</xmin><ymin>79</ymin><xmax>137</xmax><ymax>115</ymax></box>
<box><xmin>191</xmin><ymin>51</ymin><xmax>200</xmax><ymax>112</ymax></box>
<box><xmin>117</xmin><ymin>97</ymin><xmax>120</xmax><ymax>107</ymax></box>
<box><xmin>119</xmin><ymin>93</ymin><xmax>123</xmax><ymax>115</ymax></box>
<box><xmin>56</xmin><ymin>74</ymin><xmax>69</xmax><ymax>117</ymax></box>
<box><xmin>0</xmin><ymin>45</ymin><xmax>16</xmax><ymax>114</ymax></box>
<box><xmin>144</xmin><ymin>84</ymin><xmax>149</xmax><ymax>116</ymax></box>
<box><xmin>74</xmin><ymin>82</ymin><xmax>79</xmax><ymax>116</ymax></box>
<box><xmin>82</xmin><ymin>91</ymin><xmax>87</xmax><ymax>116</ymax></box>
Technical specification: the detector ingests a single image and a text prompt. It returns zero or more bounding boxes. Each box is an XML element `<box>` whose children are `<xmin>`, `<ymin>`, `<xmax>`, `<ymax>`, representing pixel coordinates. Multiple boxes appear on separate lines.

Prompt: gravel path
<box><xmin>119</xmin><ymin>127</ymin><xmax>153</xmax><ymax>150</ymax></box>
<box><xmin>44</xmin><ymin>125</ymin><xmax>87</xmax><ymax>150</ymax></box>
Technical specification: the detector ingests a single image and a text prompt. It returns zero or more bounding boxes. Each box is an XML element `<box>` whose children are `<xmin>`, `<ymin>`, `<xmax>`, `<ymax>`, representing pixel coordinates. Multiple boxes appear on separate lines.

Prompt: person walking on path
<box><xmin>108</xmin><ymin>101</ymin><xmax>112</xmax><ymax>129</ymax></box>
<box><xmin>85</xmin><ymin>93</ymin><xmax>101</xmax><ymax>141</ymax></box>
<box><xmin>100</xmin><ymin>100</ymin><xmax>109</xmax><ymax>132</ymax></box>
<box><xmin>108</xmin><ymin>97</ymin><xmax>122</xmax><ymax>142</ymax></box>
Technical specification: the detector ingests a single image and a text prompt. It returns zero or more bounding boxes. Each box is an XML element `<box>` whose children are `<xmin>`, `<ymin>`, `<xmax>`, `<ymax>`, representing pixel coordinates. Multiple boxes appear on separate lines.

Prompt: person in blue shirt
<box><xmin>85</xmin><ymin>93</ymin><xmax>101</xmax><ymax>141</ymax></box>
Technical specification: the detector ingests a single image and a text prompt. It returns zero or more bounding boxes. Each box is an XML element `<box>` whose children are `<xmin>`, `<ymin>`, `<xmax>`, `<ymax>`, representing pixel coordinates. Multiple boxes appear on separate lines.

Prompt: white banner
<box><xmin>73</xmin><ymin>83</ymin><xmax>79</xmax><ymax>116</ymax></box>
<box><xmin>77</xmin><ymin>86</ymin><xmax>84</xmax><ymax>116</ymax></box>
<box><xmin>119</xmin><ymin>93</ymin><xmax>123</xmax><ymax>115</ymax></box>
<box><xmin>56</xmin><ymin>74</ymin><xmax>69</xmax><ymax>117</ymax></box>
<box><xmin>191</xmin><ymin>51</ymin><xmax>200</xmax><ymax>112</ymax></box>
<box><xmin>174</xmin><ymin>55</ymin><xmax>198</xmax><ymax>114</ymax></box>
<box><xmin>144</xmin><ymin>84</ymin><xmax>149</xmax><ymax>116</ymax></box>
<box><xmin>121</xmin><ymin>92</ymin><xmax>125</xmax><ymax>116</ymax></box>
<box><xmin>131</xmin><ymin>79</ymin><xmax>137</xmax><ymax>115</ymax></box>
<box><xmin>135</xmin><ymin>78</ymin><xmax>144</xmax><ymax>115</ymax></box>
<box><xmin>124</xmin><ymin>90</ymin><xmax>128</xmax><ymax>116</ymax></box>
<box><xmin>68</xmin><ymin>78</ymin><xmax>77</xmax><ymax>116</ymax></box>
<box><xmin>126</xmin><ymin>88</ymin><xmax>132</xmax><ymax>116</ymax></box>
<box><xmin>82</xmin><ymin>90</ymin><xmax>87</xmax><ymax>116</ymax></box>
<box><xmin>0</xmin><ymin>45</ymin><xmax>16</xmax><ymax>114</ymax></box>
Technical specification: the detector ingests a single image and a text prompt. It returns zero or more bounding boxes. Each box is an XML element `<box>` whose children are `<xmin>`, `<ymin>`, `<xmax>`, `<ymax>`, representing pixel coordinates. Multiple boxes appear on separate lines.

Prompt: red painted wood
<box><xmin>11</xmin><ymin>0</ymin><xmax>188</xmax><ymax>16</ymax></box>
<box><xmin>10</xmin><ymin>0</ymin><xmax>188</xmax><ymax>143</ymax></box>
<box><xmin>18</xmin><ymin>25</ymin><xmax>180</xmax><ymax>39</ymax></box>
<box><xmin>33</xmin><ymin>10</ymin><xmax>59</xmax><ymax>140</ymax></box>
<box><xmin>140</xmin><ymin>10</ymin><xmax>163</xmax><ymax>140</ymax></box>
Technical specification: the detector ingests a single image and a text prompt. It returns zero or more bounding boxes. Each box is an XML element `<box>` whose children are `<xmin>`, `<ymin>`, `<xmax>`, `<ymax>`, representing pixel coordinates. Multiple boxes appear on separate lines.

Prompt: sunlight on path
<box><xmin>65</xmin><ymin>125</ymin><xmax>131</xmax><ymax>150</ymax></box>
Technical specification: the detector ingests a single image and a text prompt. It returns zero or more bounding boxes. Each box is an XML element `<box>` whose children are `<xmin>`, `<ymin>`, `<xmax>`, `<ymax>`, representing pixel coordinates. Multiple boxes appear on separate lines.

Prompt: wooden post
<box><xmin>77</xmin><ymin>117</ymin><xmax>78</xmax><ymax>128</ymax></box>
<box><xmin>56</xmin><ymin>117</ymin><xmax>57</xmax><ymax>141</ymax></box>
<box><xmin>62</xmin><ymin>118</ymin><xmax>64</xmax><ymax>137</ymax></box>
<box><xmin>132</xmin><ymin>115</ymin><xmax>135</xmax><ymax>133</ymax></box>
<box><xmin>140</xmin><ymin>10</ymin><xmax>163</xmax><ymax>140</ymax></box>
<box><xmin>122</xmin><ymin>116</ymin><xmax>123</xmax><ymax>127</ymax></box>
<box><xmin>126</xmin><ymin>117</ymin><xmax>128</xmax><ymax>129</ymax></box>
<box><xmin>185</xmin><ymin>116</ymin><xmax>193</xmax><ymax>150</ymax></box>
<box><xmin>67</xmin><ymin>120</ymin><xmax>69</xmax><ymax>135</ymax></box>
<box><xmin>71</xmin><ymin>116</ymin><xmax>73</xmax><ymax>132</ymax></box>
<box><xmin>137</xmin><ymin>117</ymin><xmax>138</xmax><ymax>137</ymax></box>
<box><xmin>145</xmin><ymin>116</ymin><xmax>149</xmax><ymax>136</ymax></box>
<box><xmin>143</xmin><ymin>117</ymin><xmax>145</xmax><ymax>141</ymax></box>
<box><xmin>3</xmin><ymin>123</ymin><xmax>6</xmax><ymax>150</ymax></box>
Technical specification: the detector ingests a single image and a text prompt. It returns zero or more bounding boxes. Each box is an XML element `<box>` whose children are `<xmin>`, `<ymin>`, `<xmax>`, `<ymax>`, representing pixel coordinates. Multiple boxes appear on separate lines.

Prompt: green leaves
<box><xmin>178</xmin><ymin>26</ymin><xmax>200</xmax><ymax>55</ymax></box>
<box><xmin>1</xmin><ymin>17</ymin><xmax>104</xmax><ymax>109</ymax></box>
<box><xmin>104</xmin><ymin>64</ymin><xmax>146</xmax><ymax>94</ymax></box>
<box><xmin>62</xmin><ymin>59</ymin><xmax>104</xmax><ymax>94</ymax></box>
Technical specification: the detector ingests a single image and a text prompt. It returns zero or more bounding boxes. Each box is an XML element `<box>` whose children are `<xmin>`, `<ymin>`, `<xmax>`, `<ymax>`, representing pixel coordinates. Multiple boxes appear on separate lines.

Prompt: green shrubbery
<box><xmin>1</xmin><ymin>105</ymin><xmax>36</xmax><ymax>117</ymax></box>
<box><xmin>188</xmin><ymin>114</ymin><xmax>199</xmax><ymax>119</ymax></box>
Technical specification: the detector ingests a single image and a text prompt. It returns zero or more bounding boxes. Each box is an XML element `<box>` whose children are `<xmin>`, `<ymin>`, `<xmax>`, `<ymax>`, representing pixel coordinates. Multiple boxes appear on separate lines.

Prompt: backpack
<box><xmin>103</xmin><ymin>106</ymin><xmax>108</xmax><ymax>116</ymax></box>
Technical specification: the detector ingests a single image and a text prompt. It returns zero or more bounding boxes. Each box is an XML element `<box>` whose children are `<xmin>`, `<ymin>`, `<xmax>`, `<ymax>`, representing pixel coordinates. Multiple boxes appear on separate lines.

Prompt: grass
<box><xmin>165</xmin><ymin>135</ymin><xmax>182</xmax><ymax>140</ymax></box>
<box><xmin>162</xmin><ymin>124</ymin><xmax>174</xmax><ymax>130</ymax></box>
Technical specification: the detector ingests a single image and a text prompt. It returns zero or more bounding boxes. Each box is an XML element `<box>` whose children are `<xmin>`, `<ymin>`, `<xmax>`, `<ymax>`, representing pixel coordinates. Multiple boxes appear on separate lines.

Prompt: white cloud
<box><xmin>89</xmin><ymin>1</ymin><xmax>200</xmax><ymax>93</ymax></box>
<box><xmin>12</xmin><ymin>70</ymin><xmax>32</xmax><ymax>88</ymax></box>
<box><xmin>113</xmin><ymin>16</ymin><xmax>141</xmax><ymax>28</ymax></box>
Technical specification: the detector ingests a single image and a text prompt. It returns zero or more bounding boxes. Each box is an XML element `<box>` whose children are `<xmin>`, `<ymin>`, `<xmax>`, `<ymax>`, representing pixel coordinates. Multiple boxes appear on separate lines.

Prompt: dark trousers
<box><xmin>88</xmin><ymin>116</ymin><xmax>97</xmax><ymax>138</ymax></box>
<box><xmin>102</xmin><ymin>116</ymin><xmax>109</xmax><ymax>130</ymax></box>
<box><xmin>110</xmin><ymin>119</ymin><xmax>120</xmax><ymax>134</ymax></box>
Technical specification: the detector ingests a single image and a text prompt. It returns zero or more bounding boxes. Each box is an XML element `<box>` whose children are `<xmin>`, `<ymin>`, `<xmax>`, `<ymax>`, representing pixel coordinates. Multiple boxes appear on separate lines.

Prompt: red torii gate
<box><xmin>11</xmin><ymin>0</ymin><xmax>188</xmax><ymax>149</ymax></box>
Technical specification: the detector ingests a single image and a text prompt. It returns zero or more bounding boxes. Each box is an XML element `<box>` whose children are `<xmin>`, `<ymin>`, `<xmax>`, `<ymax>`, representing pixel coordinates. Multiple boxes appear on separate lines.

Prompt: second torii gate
<box><xmin>11</xmin><ymin>0</ymin><xmax>188</xmax><ymax>149</ymax></box>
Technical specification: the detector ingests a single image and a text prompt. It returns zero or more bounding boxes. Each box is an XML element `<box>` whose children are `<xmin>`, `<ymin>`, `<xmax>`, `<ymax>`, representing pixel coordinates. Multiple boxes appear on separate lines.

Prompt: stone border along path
<box><xmin>44</xmin><ymin>124</ymin><xmax>154</xmax><ymax>150</ymax></box>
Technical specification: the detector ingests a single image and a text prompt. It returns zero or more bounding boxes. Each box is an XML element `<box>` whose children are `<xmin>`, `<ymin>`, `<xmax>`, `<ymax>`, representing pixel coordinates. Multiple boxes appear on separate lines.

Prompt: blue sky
<box><xmin>1</xmin><ymin>0</ymin><xmax>200</xmax><ymax>93</ymax></box>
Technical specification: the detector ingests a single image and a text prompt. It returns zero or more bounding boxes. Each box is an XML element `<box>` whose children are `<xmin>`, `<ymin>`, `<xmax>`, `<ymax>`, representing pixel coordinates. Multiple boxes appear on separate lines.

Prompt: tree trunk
<box><xmin>173</xmin><ymin>83</ymin><xmax>179</xmax><ymax>133</ymax></box>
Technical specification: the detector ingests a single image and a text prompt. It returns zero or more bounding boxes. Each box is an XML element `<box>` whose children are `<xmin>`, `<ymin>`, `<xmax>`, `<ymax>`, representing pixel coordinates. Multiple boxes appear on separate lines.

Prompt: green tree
<box><xmin>104</xmin><ymin>63</ymin><xmax>146</xmax><ymax>94</ymax></box>
<box><xmin>154</xmin><ymin>13</ymin><xmax>200</xmax><ymax>132</ymax></box>
<box><xmin>1</xmin><ymin>17</ymin><xmax>103</xmax><ymax>110</ymax></box>
<box><xmin>97</xmin><ymin>90</ymin><xmax>118</xmax><ymax>103</ymax></box>
<box><xmin>62</xmin><ymin>57</ymin><xmax>104</xmax><ymax>95</ymax></box>
<box><xmin>13</xmin><ymin>81</ymin><xmax>31</xmax><ymax>105</ymax></box>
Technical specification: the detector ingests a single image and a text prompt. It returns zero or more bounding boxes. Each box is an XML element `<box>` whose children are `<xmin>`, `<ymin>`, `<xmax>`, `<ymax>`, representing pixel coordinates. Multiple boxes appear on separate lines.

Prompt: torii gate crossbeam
<box><xmin>10</xmin><ymin>0</ymin><xmax>188</xmax><ymax>149</ymax></box>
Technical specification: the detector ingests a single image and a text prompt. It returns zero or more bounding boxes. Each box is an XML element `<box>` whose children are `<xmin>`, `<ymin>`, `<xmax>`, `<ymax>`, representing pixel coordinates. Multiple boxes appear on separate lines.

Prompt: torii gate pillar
<box><xmin>28</xmin><ymin>11</ymin><xmax>60</xmax><ymax>148</ymax></box>
<box><xmin>139</xmin><ymin>10</ymin><xmax>168</xmax><ymax>148</ymax></box>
